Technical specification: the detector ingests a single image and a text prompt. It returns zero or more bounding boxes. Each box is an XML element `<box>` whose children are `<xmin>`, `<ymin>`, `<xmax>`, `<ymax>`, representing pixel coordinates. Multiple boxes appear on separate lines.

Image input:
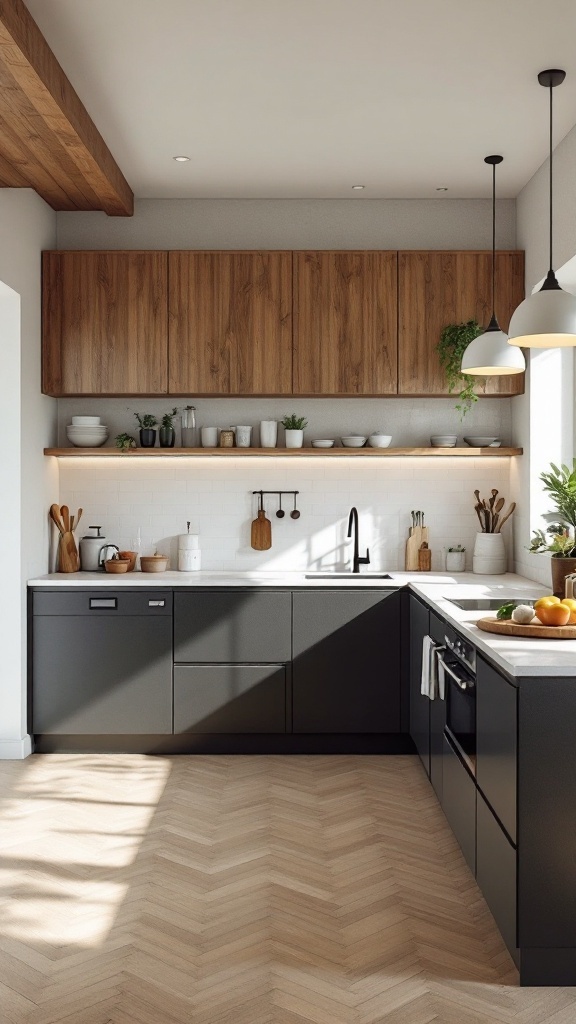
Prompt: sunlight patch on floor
<box><xmin>0</xmin><ymin>753</ymin><xmax>171</xmax><ymax>947</ymax></box>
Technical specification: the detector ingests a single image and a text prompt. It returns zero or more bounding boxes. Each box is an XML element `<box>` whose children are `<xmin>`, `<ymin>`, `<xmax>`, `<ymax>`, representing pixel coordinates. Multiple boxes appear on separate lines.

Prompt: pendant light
<box><xmin>508</xmin><ymin>69</ymin><xmax>576</xmax><ymax>348</ymax></box>
<box><xmin>461</xmin><ymin>155</ymin><xmax>525</xmax><ymax>375</ymax></box>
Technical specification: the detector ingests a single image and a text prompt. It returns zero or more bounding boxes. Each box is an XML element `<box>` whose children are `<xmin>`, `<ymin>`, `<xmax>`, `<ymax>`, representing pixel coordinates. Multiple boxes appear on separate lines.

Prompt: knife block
<box><xmin>57</xmin><ymin>531</ymin><xmax>80</xmax><ymax>573</ymax></box>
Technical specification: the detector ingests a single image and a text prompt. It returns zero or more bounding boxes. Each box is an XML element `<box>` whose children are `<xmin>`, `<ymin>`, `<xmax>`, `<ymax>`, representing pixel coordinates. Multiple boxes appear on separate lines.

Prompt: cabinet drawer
<box><xmin>32</xmin><ymin>590</ymin><xmax>172</xmax><ymax>616</ymax></box>
<box><xmin>476</xmin><ymin>656</ymin><xmax>517</xmax><ymax>843</ymax></box>
<box><xmin>174</xmin><ymin>591</ymin><xmax>291</xmax><ymax>663</ymax></box>
<box><xmin>441</xmin><ymin>734</ymin><xmax>476</xmax><ymax>874</ymax></box>
<box><xmin>173</xmin><ymin>665</ymin><xmax>286</xmax><ymax>733</ymax></box>
<box><xmin>477</xmin><ymin>790</ymin><xmax>518</xmax><ymax>963</ymax></box>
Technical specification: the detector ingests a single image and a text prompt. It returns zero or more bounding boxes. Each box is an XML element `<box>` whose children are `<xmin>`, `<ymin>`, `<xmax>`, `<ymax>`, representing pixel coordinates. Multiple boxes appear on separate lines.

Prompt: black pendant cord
<box><xmin>548</xmin><ymin>81</ymin><xmax>553</xmax><ymax>274</ymax></box>
<box><xmin>491</xmin><ymin>159</ymin><xmax>496</xmax><ymax>319</ymax></box>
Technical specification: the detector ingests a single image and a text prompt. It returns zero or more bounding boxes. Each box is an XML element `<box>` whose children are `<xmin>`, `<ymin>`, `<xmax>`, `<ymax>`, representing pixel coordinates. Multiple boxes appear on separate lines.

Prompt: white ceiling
<box><xmin>24</xmin><ymin>0</ymin><xmax>576</xmax><ymax>200</ymax></box>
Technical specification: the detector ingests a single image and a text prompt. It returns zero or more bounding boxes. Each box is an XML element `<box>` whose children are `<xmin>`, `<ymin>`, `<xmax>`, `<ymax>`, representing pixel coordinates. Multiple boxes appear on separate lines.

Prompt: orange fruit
<box><xmin>534</xmin><ymin>596</ymin><xmax>561</xmax><ymax>609</ymax></box>
<box><xmin>562</xmin><ymin>598</ymin><xmax>576</xmax><ymax>624</ymax></box>
<box><xmin>536</xmin><ymin>602</ymin><xmax>571</xmax><ymax>627</ymax></box>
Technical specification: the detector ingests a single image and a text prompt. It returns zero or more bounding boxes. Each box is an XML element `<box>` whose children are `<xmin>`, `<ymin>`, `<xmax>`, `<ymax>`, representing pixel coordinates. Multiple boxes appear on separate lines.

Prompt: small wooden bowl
<box><xmin>140</xmin><ymin>555</ymin><xmax>169</xmax><ymax>573</ymax></box>
<box><xmin>104</xmin><ymin>559</ymin><xmax>130</xmax><ymax>574</ymax></box>
<box><xmin>118</xmin><ymin>550</ymin><xmax>137</xmax><ymax>571</ymax></box>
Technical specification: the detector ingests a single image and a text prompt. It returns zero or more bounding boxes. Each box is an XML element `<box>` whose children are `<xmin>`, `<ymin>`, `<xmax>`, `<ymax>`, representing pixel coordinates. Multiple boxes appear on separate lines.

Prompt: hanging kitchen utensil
<box><xmin>251</xmin><ymin>492</ymin><xmax>272</xmax><ymax>550</ymax></box>
<box><xmin>276</xmin><ymin>494</ymin><xmax>285</xmax><ymax>519</ymax></box>
<box><xmin>290</xmin><ymin>493</ymin><xmax>301</xmax><ymax>520</ymax></box>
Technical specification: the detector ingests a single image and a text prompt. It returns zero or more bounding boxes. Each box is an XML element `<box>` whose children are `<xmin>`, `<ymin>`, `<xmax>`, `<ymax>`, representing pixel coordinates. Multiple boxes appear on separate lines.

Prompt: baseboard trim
<box><xmin>0</xmin><ymin>735</ymin><xmax>33</xmax><ymax>759</ymax></box>
<box><xmin>33</xmin><ymin>734</ymin><xmax>416</xmax><ymax>755</ymax></box>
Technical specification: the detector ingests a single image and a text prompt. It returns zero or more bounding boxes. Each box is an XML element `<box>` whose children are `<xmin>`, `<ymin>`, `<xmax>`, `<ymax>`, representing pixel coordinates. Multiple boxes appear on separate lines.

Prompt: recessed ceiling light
<box><xmin>351</xmin><ymin>184</ymin><xmax>365</xmax><ymax>190</ymax></box>
<box><xmin>435</xmin><ymin>186</ymin><xmax>448</xmax><ymax>192</ymax></box>
<box><xmin>173</xmin><ymin>155</ymin><xmax>191</xmax><ymax>162</ymax></box>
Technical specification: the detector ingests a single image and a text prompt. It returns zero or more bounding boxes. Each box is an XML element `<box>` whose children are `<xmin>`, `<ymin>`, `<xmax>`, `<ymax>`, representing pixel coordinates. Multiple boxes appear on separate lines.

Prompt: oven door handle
<box><xmin>437</xmin><ymin>652</ymin><xmax>475</xmax><ymax>692</ymax></box>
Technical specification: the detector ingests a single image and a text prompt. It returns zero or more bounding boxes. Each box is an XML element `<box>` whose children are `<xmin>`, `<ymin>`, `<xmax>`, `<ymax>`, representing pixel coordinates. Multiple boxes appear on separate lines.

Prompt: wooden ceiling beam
<box><xmin>0</xmin><ymin>0</ymin><xmax>133</xmax><ymax>215</ymax></box>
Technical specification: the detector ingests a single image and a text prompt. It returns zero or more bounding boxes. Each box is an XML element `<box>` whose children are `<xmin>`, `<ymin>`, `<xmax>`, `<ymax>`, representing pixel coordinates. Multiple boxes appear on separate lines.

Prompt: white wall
<box><xmin>0</xmin><ymin>190</ymin><xmax>57</xmax><ymax>758</ymax></box>
<box><xmin>55</xmin><ymin>197</ymin><xmax>516</xmax><ymax>250</ymax></box>
<box><xmin>514</xmin><ymin>123</ymin><xmax>576</xmax><ymax>586</ymax></box>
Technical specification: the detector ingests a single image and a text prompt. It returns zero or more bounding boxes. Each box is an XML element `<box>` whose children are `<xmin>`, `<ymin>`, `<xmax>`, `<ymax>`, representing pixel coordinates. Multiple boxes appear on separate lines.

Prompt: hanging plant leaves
<box><xmin>437</xmin><ymin>320</ymin><xmax>484</xmax><ymax>417</ymax></box>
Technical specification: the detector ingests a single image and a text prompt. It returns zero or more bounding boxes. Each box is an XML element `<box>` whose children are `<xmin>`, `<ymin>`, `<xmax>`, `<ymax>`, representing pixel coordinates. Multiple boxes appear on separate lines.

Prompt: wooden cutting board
<box><xmin>405</xmin><ymin>526</ymin><xmax>428</xmax><ymax>571</ymax></box>
<box><xmin>251</xmin><ymin>509</ymin><xmax>272</xmax><ymax>550</ymax></box>
<box><xmin>476</xmin><ymin>616</ymin><xmax>576</xmax><ymax>640</ymax></box>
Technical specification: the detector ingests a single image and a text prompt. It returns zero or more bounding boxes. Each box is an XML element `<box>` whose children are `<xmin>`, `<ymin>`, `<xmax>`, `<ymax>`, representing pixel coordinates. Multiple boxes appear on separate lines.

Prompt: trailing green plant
<box><xmin>529</xmin><ymin>460</ymin><xmax>576</xmax><ymax>557</ymax></box>
<box><xmin>134</xmin><ymin>412</ymin><xmax>158</xmax><ymax>429</ymax></box>
<box><xmin>437</xmin><ymin>320</ymin><xmax>483</xmax><ymax>418</ymax></box>
<box><xmin>161</xmin><ymin>407</ymin><xmax>179</xmax><ymax>429</ymax></box>
<box><xmin>281</xmin><ymin>414</ymin><xmax>308</xmax><ymax>430</ymax></box>
<box><xmin>115</xmin><ymin>432</ymin><xmax>136</xmax><ymax>452</ymax></box>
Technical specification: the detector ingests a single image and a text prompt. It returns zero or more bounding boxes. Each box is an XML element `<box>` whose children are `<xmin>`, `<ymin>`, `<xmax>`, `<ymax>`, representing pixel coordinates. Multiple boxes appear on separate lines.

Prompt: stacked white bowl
<box><xmin>66</xmin><ymin>416</ymin><xmax>109</xmax><ymax>447</ymax></box>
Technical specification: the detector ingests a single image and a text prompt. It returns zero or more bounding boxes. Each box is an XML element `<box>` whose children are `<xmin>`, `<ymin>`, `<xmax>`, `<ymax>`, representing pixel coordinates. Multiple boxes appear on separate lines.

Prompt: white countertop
<box><xmin>28</xmin><ymin>570</ymin><xmax>576</xmax><ymax>678</ymax></box>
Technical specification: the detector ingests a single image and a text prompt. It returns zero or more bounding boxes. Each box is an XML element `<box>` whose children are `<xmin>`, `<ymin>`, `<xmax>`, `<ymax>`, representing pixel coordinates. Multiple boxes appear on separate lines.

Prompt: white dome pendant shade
<box><xmin>461</xmin><ymin>155</ymin><xmax>525</xmax><ymax>375</ymax></box>
<box><xmin>461</xmin><ymin>315</ymin><xmax>526</xmax><ymax>374</ymax></box>
<box><xmin>508</xmin><ymin>69</ymin><xmax>576</xmax><ymax>350</ymax></box>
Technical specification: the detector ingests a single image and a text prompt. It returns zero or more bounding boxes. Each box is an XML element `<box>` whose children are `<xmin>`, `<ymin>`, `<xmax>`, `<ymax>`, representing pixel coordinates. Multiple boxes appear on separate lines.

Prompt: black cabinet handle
<box><xmin>89</xmin><ymin>598</ymin><xmax>117</xmax><ymax>610</ymax></box>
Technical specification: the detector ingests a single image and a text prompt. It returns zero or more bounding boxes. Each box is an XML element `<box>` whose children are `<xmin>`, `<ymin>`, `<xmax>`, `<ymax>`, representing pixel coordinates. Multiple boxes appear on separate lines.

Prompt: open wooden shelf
<box><xmin>44</xmin><ymin>446</ymin><xmax>523</xmax><ymax>458</ymax></box>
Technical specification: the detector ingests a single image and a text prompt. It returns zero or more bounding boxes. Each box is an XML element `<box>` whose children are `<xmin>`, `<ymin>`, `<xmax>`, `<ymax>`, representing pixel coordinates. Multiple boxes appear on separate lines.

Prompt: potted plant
<box><xmin>529</xmin><ymin>460</ymin><xmax>576</xmax><ymax>596</ymax></box>
<box><xmin>437</xmin><ymin>320</ymin><xmax>483</xmax><ymax>418</ymax></box>
<box><xmin>114</xmin><ymin>432</ymin><xmax>136</xmax><ymax>453</ymax></box>
<box><xmin>159</xmin><ymin>407</ymin><xmax>178</xmax><ymax>448</ymax></box>
<box><xmin>134</xmin><ymin>412</ymin><xmax>158</xmax><ymax>447</ymax></box>
<box><xmin>281</xmin><ymin>414</ymin><xmax>308</xmax><ymax>449</ymax></box>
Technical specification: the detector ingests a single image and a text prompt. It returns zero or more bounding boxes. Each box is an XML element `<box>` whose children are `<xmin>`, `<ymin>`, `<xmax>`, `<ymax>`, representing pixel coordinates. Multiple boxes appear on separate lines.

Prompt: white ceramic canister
<box><xmin>445</xmin><ymin>549</ymin><xmax>466</xmax><ymax>572</ymax></box>
<box><xmin>472</xmin><ymin>532</ymin><xmax>506</xmax><ymax>574</ymax></box>
<box><xmin>178</xmin><ymin>532</ymin><xmax>201</xmax><ymax>571</ymax></box>
<box><xmin>201</xmin><ymin>426</ymin><xmax>218</xmax><ymax>447</ymax></box>
<box><xmin>235</xmin><ymin>425</ymin><xmax>252</xmax><ymax>448</ymax></box>
<box><xmin>260</xmin><ymin>420</ymin><xmax>277</xmax><ymax>448</ymax></box>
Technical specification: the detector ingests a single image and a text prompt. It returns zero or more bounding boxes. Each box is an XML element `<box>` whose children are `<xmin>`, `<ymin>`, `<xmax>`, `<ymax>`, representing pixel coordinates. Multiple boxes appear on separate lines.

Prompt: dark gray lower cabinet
<box><xmin>476</xmin><ymin>790</ymin><xmax>518</xmax><ymax>966</ymax></box>
<box><xmin>441</xmin><ymin>734</ymin><xmax>476</xmax><ymax>874</ymax></box>
<box><xmin>292</xmin><ymin>590</ymin><xmax>401</xmax><ymax>733</ymax></box>
<box><xmin>32</xmin><ymin>592</ymin><xmax>172</xmax><ymax>734</ymax></box>
<box><xmin>174</xmin><ymin>591</ymin><xmax>291</xmax><ymax>663</ymax></box>
<box><xmin>174</xmin><ymin>665</ymin><xmax>286</xmax><ymax>733</ymax></box>
<box><xmin>476</xmin><ymin>656</ymin><xmax>517</xmax><ymax>843</ymax></box>
<box><xmin>429</xmin><ymin>611</ymin><xmax>446</xmax><ymax>801</ymax></box>
<box><xmin>409</xmin><ymin>596</ymin><xmax>430</xmax><ymax>772</ymax></box>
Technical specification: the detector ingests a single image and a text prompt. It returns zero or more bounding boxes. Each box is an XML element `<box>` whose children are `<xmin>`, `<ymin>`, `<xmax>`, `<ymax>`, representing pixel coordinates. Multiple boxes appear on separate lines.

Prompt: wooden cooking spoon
<box><xmin>49</xmin><ymin>504</ymin><xmax>65</xmax><ymax>535</ymax></box>
<box><xmin>60</xmin><ymin>505</ymin><xmax>70</xmax><ymax>532</ymax></box>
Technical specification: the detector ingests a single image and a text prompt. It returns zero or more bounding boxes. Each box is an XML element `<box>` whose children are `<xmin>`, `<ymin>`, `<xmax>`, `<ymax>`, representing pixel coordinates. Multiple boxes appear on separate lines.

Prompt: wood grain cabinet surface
<box><xmin>42</xmin><ymin>250</ymin><xmax>168</xmax><ymax>396</ymax></box>
<box><xmin>398</xmin><ymin>250</ymin><xmax>525</xmax><ymax>397</ymax></box>
<box><xmin>293</xmin><ymin>251</ymin><xmax>398</xmax><ymax>395</ymax></box>
<box><xmin>168</xmin><ymin>251</ymin><xmax>292</xmax><ymax>395</ymax></box>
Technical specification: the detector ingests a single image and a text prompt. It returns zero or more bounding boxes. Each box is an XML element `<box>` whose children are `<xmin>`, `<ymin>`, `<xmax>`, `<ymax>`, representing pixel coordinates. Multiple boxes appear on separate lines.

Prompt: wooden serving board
<box><xmin>476</xmin><ymin>616</ymin><xmax>576</xmax><ymax>640</ymax></box>
<box><xmin>405</xmin><ymin>526</ymin><xmax>429</xmax><ymax>571</ymax></box>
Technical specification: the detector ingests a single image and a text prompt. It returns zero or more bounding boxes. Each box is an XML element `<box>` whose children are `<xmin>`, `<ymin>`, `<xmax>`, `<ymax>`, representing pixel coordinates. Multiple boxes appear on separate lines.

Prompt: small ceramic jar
<box><xmin>219</xmin><ymin>429</ymin><xmax>235</xmax><ymax>448</ymax></box>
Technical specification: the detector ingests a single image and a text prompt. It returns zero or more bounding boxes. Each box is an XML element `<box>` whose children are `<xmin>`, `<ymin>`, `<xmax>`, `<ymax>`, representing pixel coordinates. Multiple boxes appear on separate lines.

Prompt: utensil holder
<box><xmin>445</xmin><ymin>550</ymin><xmax>466</xmax><ymax>572</ymax></box>
<box><xmin>472</xmin><ymin>532</ymin><xmax>506</xmax><ymax>574</ymax></box>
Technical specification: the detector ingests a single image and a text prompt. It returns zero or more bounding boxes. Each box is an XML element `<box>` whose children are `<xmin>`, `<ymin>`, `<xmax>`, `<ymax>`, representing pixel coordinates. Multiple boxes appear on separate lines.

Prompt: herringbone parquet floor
<box><xmin>1</xmin><ymin>753</ymin><xmax>575</xmax><ymax>1024</ymax></box>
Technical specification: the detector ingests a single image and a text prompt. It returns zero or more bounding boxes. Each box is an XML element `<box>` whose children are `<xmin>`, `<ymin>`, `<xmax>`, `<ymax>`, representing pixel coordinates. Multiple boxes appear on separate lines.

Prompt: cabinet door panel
<box><xmin>409</xmin><ymin>596</ymin><xmax>430</xmax><ymax>773</ymax></box>
<box><xmin>292</xmin><ymin>591</ymin><xmax>400</xmax><ymax>733</ymax></box>
<box><xmin>42</xmin><ymin>251</ymin><xmax>168</xmax><ymax>395</ymax></box>
<box><xmin>32</xmin><ymin>616</ymin><xmax>172</xmax><ymax>734</ymax></box>
<box><xmin>293</xmin><ymin>251</ymin><xmax>398</xmax><ymax>395</ymax></box>
<box><xmin>477</xmin><ymin>790</ymin><xmax>518</xmax><ymax>962</ymax></box>
<box><xmin>174</xmin><ymin>591</ymin><xmax>291</xmax><ymax>663</ymax></box>
<box><xmin>174</xmin><ymin>665</ymin><xmax>286</xmax><ymax>733</ymax></box>
<box><xmin>476</xmin><ymin>656</ymin><xmax>517</xmax><ymax>843</ymax></box>
<box><xmin>441</xmin><ymin>734</ymin><xmax>476</xmax><ymax>874</ymax></box>
<box><xmin>168</xmin><ymin>251</ymin><xmax>292</xmax><ymax>394</ymax></box>
<box><xmin>398</xmin><ymin>251</ymin><xmax>524</xmax><ymax>397</ymax></box>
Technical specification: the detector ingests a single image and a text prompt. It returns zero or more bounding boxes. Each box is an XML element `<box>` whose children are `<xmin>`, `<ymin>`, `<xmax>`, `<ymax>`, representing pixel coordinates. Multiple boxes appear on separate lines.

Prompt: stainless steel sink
<box><xmin>304</xmin><ymin>573</ymin><xmax>393</xmax><ymax>580</ymax></box>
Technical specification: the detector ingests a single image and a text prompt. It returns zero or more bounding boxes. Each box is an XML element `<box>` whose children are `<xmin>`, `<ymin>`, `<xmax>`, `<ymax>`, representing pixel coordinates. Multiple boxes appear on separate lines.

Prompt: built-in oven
<box><xmin>437</xmin><ymin>630</ymin><xmax>476</xmax><ymax>776</ymax></box>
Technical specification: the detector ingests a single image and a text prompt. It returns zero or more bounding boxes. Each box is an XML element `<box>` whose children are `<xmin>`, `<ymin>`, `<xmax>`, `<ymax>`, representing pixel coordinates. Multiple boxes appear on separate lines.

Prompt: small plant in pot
<box><xmin>115</xmin><ymin>432</ymin><xmax>137</xmax><ymax>453</ymax></box>
<box><xmin>529</xmin><ymin>460</ymin><xmax>576</xmax><ymax>596</ymax></box>
<box><xmin>159</xmin><ymin>407</ymin><xmax>179</xmax><ymax>448</ymax></box>
<box><xmin>134</xmin><ymin>412</ymin><xmax>158</xmax><ymax>447</ymax></box>
<box><xmin>282</xmin><ymin>414</ymin><xmax>308</xmax><ymax>449</ymax></box>
<box><xmin>437</xmin><ymin>320</ymin><xmax>483</xmax><ymax>418</ymax></box>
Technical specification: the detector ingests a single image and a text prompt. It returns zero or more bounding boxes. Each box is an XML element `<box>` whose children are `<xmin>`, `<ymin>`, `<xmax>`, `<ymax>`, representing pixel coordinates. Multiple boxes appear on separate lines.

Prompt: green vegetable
<box><xmin>496</xmin><ymin>602</ymin><xmax>515</xmax><ymax>621</ymax></box>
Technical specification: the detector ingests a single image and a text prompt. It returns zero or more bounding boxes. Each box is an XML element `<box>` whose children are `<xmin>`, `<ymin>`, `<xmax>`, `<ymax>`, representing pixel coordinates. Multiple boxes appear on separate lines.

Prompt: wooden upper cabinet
<box><xmin>42</xmin><ymin>251</ymin><xmax>168</xmax><ymax>396</ymax></box>
<box><xmin>293</xmin><ymin>251</ymin><xmax>398</xmax><ymax>395</ymax></box>
<box><xmin>398</xmin><ymin>251</ymin><xmax>525</xmax><ymax>397</ymax></box>
<box><xmin>168</xmin><ymin>251</ymin><xmax>292</xmax><ymax>395</ymax></box>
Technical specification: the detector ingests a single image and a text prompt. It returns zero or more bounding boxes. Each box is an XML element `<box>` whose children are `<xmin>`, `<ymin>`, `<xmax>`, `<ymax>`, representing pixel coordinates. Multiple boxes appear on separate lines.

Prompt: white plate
<box><xmin>463</xmin><ymin>436</ymin><xmax>500</xmax><ymax>447</ymax></box>
<box><xmin>68</xmin><ymin>436</ymin><xmax>108</xmax><ymax>448</ymax></box>
<box><xmin>311</xmin><ymin>439</ymin><xmax>335</xmax><ymax>448</ymax></box>
<box><xmin>71</xmin><ymin>416</ymin><xmax>101</xmax><ymax>425</ymax></box>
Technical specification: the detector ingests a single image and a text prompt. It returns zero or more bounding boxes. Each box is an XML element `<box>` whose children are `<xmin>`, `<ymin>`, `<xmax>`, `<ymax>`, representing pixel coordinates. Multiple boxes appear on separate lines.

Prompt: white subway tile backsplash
<box><xmin>58</xmin><ymin>455</ymin><xmax>517</xmax><ymax>573</ymax></box>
